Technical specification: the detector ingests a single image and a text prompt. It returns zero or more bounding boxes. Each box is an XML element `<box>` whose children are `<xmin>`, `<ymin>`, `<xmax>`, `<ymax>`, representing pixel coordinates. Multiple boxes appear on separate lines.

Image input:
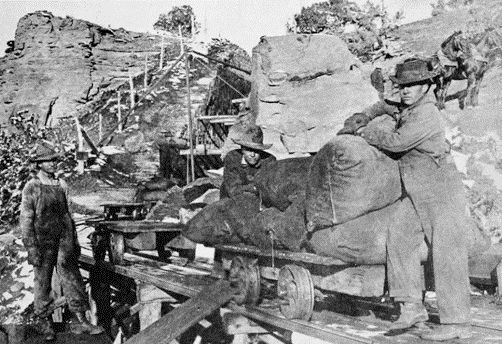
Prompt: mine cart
<box><xmin>89</xmin><ymin>202</ymin><xmax>183</xmax><ymax>265</ymax></box>
<box><xmin>216</xmin><ymin>243</ymin><xmax>387</xmax><ymax>321</ymax></box>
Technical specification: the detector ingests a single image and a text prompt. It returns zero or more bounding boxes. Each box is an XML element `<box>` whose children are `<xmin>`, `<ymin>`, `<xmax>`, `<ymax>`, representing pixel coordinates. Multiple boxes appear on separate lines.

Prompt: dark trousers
<box><xmin>34</xmin><ymin>235</ymin><xmax>88</xmax><ymax>317</ymax></box>
<box><xmin>388</xmin><ymin>156</ymin><xmax>470</xmax><ymax>324</ymax></box>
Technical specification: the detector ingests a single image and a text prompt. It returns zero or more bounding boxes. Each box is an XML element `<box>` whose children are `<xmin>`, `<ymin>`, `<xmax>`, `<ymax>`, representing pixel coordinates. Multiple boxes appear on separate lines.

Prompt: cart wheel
<box><xmin>109</xmin><ymin>232</ymin><xmax>125</xmax><ymax>265</ymax></box>
<box><xmin>228</xmin><ymin>256</ymin><xmax>261</xmax><ymax>305</ymax></box>
<box><xmin>277</xmin><ymin>265</ymin><xmax>314</xmax><ymax>320</ymax></box>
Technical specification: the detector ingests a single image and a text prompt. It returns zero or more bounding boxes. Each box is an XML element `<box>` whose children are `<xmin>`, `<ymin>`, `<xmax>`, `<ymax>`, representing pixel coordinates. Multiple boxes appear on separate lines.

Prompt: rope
<box><xmin>328</xmin><ymin>171</ymin><xmax>338</xmax><ymax>224</ymax></box>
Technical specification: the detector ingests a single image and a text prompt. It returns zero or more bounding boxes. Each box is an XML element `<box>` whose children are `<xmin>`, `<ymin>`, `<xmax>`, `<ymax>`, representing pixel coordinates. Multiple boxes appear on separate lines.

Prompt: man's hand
<box><xmin>337</xmin><ymin>113</ymin><xmax>371</xmax><ymax>135</ymax></box>
<box><xmin>27</xmin><ymin>246</ymin><xmax>42</xmax><ymax>267</ymax></box>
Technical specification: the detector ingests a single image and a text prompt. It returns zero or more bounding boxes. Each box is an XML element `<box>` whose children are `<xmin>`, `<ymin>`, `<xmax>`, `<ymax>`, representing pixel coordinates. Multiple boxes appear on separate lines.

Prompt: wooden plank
<box><xmin>137</xmin><ymin>282</ymin><xmax>172</xmax><ymax>330</ymax></box>
<box><xmin>229</xmin><ymin>305</ymin><xmax>376</xmax><ymax>344</ymax></box>
<box><xmin>216</xmin><ymin>244</ymin><xmax>348</xmax><ymax>266</ymax></box>
<box><xmin>124</xmin><ymin>280</ymin><xmax>236</xmax><ymax>344</ymax></box>
<box><xmin>80</xmin><ymin>125</ymin><xmax>99</xmax><ymax>155</ymax></box>
<box><xmin>79</xmin><ymin>250</ymin><xmax>214</xmax><ymax>297</ymax></box>
<box><xmin>197</xmin><ymin>115</ymin><xmax>237</xmax><ymax>121</ymax></box>
<box><xmin>104</xmin><ymin>220</ymin><xmax>184</xmax><ymax>233</ymax></box>
<box><xmin>179</xmin><ymin>148</ymin><xmax>223</xmax><ymax>156</ymax></box>
<box><xmin>101</xmin><ymin>203</ymin><xmax>145</xmax><ymax>208</ymax></box>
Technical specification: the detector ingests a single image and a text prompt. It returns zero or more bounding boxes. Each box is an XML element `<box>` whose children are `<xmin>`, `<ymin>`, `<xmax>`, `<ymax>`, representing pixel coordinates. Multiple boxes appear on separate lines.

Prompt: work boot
<box><xmin>420</xmin><ymin>324</ymin><xmax>472</xmax><ymax>341</ymax></box>
<box><xmin>70</xmin><ymin>312</ymin><xmax>104</xmax><ymax>335</ymax></box>
<box><xmin>389</xmin><ymin>302</ymin><xmax>429</xmax><ymax>330</ymax></box>
<box><xmin>39</xmin><ymin>316</ymin><xmax>55</xmax><ymax>341</ymax></box>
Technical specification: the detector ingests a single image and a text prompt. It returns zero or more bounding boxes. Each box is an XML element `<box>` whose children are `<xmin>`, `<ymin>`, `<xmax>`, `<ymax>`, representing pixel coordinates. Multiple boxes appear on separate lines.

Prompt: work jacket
<box><xmin>360</xmin><ymin>94</ymin><xmax>458</xmax><ymax>239</ymax></box>
<box><xmin>220</xmin><ymin>149</ymin><xmax>276</xmax><ymax>199</ymax></box>
<box><xmin>361</xmin><ymin>94</ymin><xmax>450</xmax><ymax>163</ymax></box>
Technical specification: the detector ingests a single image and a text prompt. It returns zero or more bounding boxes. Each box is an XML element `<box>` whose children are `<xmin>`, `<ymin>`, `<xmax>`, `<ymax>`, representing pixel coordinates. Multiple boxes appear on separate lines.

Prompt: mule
<box><xmin>434</xmin><ymin>30</ymin><xmax>499</xmax><ymax>110</ymax></box>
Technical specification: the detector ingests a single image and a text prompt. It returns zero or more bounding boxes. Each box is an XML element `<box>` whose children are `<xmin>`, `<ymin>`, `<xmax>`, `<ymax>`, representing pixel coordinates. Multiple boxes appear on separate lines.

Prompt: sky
<box><xmin>0</xmin><ymin>0</ymin><xmax>437</xmax><ymax>57</ymax></box>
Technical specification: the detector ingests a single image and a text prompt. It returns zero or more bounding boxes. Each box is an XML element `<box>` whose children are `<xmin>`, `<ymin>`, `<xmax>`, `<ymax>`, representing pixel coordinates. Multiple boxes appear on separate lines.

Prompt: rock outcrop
<box><xmin>250</xmin><ymin>34</ymin><xmax>379</xmax><ymax>157</ymax></box>
<box><xmin>0</xmin><ymin>11</ymin><xmax>171</xmax><ymax>126</ymax></box>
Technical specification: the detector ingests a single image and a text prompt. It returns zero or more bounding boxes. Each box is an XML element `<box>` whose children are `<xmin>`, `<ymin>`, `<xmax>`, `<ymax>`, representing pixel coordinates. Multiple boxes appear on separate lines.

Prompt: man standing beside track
<box><xmin>20</xmin><ymin>143</ymin><xmax>104</xmax><ymax>341</ymax></box>
<box><xmin>346</xmin><ymin>58</ymin><xmax>475</xmax><ymax>341</ymax></box>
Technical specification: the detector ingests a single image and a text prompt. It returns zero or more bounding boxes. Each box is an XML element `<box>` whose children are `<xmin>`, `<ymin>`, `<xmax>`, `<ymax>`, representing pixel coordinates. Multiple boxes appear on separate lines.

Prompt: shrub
<box><xmin>0</xmin><ymin>113</ymin><xmax>76</xmax><ymax>228</ymax></box>
<box><xmin>291</xmin><ymin>0</ymin><xmax>403</xmax><ymax>62</ymax></box>
<box><xmin>153</xmin><ymin>5</ymin><xmax>199</xmax><ymax>37</ymax></box>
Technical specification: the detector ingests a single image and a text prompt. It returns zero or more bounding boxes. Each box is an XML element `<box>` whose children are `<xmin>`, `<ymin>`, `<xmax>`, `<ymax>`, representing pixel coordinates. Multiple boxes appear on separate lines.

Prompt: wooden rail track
<box><xmin>78</xmin><ymin>246</ymin><xmax>502</xmax><ymax>344</ymax></box>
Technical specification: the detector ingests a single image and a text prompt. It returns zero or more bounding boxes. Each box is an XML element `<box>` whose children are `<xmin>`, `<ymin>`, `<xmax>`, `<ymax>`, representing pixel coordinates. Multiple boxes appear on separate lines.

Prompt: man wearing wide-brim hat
<box><xmin>341</xmin><ymin>58</ymin><xmax>486</xmax><ymax>340</ymax></box>
<box><xmin>20</xmin><ymin>143</ymin><xmax>104</xmax><ymax>341</ymax></box>
<box><xmin>220</xmin><ymin>125</ymin><xmax>276</xmax><ymax>199</ymax></box>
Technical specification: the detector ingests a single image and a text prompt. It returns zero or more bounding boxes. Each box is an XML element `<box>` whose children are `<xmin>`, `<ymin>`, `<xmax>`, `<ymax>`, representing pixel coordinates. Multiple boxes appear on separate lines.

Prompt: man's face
<box><xmin>398</xmin><ymin>82</ymin><xmax>429</xmax><ymax>106</ymax></box>
<box><xmin>39</xmin><ymin>160</ymin><xmax>57</xmax><ymax>174</ymax></box>
<box><xmin>242</xmin><ymin>147</ymin><xmax>262</xmax><ymax>166</ymax></box>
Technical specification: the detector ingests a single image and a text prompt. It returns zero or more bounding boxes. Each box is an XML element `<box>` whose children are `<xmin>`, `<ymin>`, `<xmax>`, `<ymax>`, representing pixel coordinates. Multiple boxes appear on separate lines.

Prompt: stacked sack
<box><xmin>306</xmin><ymin>135</ymin><xmax>402</xmax><ymax>231</ymax></box>
<box><xmin>304</xmin><ymin>135</ymin><xmax>410</xmax><ymax>264</ymax></box>
<box><xmin>183</xmin><ymin>133</ymin><xmax>489</xmax><ymax>266</ymax></box>
<box><xmin>184</xmin><ymin>157</ymin><xmax>313</xmax><ymax>250</ymax></box>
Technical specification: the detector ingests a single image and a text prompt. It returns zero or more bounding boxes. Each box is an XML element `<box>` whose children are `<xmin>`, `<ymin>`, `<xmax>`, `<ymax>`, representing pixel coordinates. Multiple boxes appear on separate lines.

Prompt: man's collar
<box><xmin>37</xmin><ymin>170</ymin><xmax>59</xmax><ymax>185</ymax></box>
<box><xmin>401</xmin><ymin>92</ymin><xmax>436</xmax><ymax>112</ymax></box>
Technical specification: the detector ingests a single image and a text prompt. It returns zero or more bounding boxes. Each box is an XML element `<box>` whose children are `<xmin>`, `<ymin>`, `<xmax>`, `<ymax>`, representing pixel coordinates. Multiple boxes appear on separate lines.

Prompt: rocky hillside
<box><xmin>0</xmin><ymin>11</ymin><xmax>184</xmax><ymax>127</ymax></box>
<box><xmin>394</xmin><ymin>0</ymin><xmax>502</xmax><ymax>56</ymax></box>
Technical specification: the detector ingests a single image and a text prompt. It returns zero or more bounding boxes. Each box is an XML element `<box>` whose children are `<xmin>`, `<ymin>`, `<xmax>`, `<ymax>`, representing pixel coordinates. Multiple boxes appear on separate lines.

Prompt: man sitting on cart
<box><xmin>220</xmin><ymin>125</ymin><xmax>276</xmax><ymax>199</ymax></box>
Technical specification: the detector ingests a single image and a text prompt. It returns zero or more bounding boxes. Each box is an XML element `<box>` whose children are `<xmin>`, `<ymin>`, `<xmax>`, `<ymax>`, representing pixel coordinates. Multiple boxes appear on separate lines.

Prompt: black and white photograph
<box><xmin>0</xmin><ymin>0</ymin><xmax>502</xmax><ymax>343</ymax></box>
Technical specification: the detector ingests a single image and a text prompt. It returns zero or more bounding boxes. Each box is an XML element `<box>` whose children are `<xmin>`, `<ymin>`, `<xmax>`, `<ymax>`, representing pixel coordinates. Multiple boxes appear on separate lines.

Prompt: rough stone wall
<box><xmin>250</xmin><ymin>34</ymin><xmax>379</xmax><ymax>158</ymax></box>
<box><xmin>0</xmin><ymin>11</ymin><xmax>169</xmax><ymax>126</ymax></box>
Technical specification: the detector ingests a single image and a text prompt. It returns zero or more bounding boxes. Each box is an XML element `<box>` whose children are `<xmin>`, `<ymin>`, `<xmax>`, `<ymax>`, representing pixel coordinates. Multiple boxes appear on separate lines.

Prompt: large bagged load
<box><xmin>306</xmin><ymin>135</ymin><xmax>401</xmax><ymax>232</ymax></box>
<box><xmin>255</xmin><ymin>156</ymin><xmax>313</xmax><ymax>211</ymax></box>
<box><xmin>237</xmin><ymin>198</ymin><xmax>307</xmax><ymax>251</ymax></box>
<box><xmin>183</xmin><ymin>193</ymin><xmax>260</xmax><ymax>246</ymax></box>
<box><xmin>308</xmin><ymin>197</ymin><xmax>421</xmax><ymax>264</ymax></box>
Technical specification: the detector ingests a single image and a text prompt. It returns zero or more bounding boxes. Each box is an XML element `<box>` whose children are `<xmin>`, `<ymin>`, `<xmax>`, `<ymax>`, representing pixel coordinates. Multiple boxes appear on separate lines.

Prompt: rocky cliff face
<box><xmin>0</xmin><ymin>11</ymin><xmax>173</xmax><ymax>126</ymax></box>
<box><xmin>250</xmin><ymin>34</ymin><xmax>379</xmax><ymax>157</ymax></box>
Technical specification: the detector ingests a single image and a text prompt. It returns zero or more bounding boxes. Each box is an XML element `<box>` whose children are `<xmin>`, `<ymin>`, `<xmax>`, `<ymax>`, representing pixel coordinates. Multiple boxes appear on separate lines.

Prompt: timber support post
<box><xmin>136</xmin><ymin>282</ymin><xmax>177</xmax><ymax>331</ymax></box>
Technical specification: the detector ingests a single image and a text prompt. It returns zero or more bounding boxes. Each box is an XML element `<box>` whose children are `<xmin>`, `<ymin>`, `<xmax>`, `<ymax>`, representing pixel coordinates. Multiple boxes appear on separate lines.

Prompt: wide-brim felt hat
<box><xmin>389</xmin><ymin>58</ymin><xmax>438</xmax><ymax>85</ymax></box>
<box><xmin>29</xmin><ymin>143</ymin><xmax>62</xmax><ymax>162</ymax></box>
<box><xmin>232</xmin><ymin>125</ymin><xmax>272</xmax><ymax>151</ymax></box>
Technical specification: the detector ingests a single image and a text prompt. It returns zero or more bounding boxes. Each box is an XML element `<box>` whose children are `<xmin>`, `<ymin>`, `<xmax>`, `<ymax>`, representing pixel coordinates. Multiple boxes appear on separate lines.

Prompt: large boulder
<box><xmin>250</xmin><ymin>34</ymin><xmax>379</xmax><ymax>158</ymax></box>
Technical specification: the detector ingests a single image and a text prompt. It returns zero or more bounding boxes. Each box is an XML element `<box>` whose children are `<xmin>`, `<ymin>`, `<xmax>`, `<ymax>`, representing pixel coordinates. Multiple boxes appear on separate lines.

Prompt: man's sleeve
<box><xmin>360</xmin><ymin>104</ymin><xmax>439</xmax><ymax>152</ymax></box>
<box><xmin>19</xmin><ymin>181</ymin><xmax>38</xmax><ymax>247</ymax></box>
<box><xmin>362</xmin><ymin>100</ymin><xmax>400</xmax><ymax>120</ymax></box>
